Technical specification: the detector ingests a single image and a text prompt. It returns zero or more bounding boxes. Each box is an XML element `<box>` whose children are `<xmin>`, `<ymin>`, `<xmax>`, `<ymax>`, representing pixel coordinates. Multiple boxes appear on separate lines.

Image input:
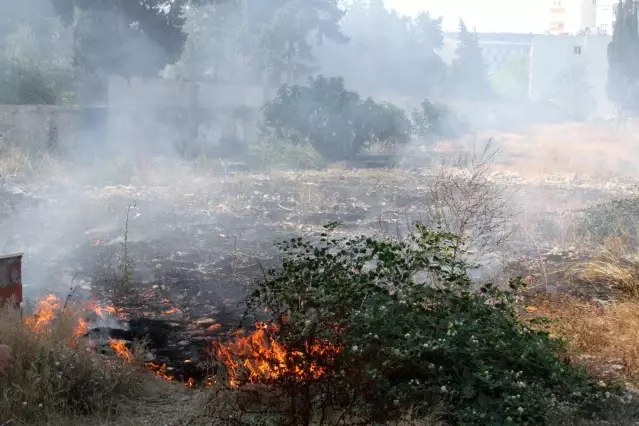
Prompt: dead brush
<box><xmin>0</xmin><ymin>299</ymin><xmax>145</xmax><ymax>425</ymax></box>
<box><xmin>569</xmin><ymin>236</ymin><xmax>639</xmax><ymax>297</ymax></box>
<box><xmin>524</xmin><ymin>294</ymin><xmax>639</xmax><ymax>385</ymax></box>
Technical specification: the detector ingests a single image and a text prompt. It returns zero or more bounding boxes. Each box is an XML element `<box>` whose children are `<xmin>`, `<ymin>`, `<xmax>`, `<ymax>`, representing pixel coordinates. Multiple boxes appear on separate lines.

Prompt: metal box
<box><xmin>0</xmin><ymin>253</ymin><xmax>23</xmax><ymax>305</ymax></box>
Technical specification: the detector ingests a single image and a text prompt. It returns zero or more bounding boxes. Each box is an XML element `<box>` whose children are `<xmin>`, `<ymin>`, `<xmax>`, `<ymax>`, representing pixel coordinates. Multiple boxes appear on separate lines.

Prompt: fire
<box><xmin>24</xmin><ymin>294</ymin><xmax>62</xmax><ymax>332</ymax></box>
<box><xmin>207</xmin><ymin>323</ymin><xmax>222</xmax><ymax>331</ymax></box>
<box><xmin>109</xmin><ymin>339</ymin><xmax>134</xmax><ymax>364</ymax></box>
<box><xmin>163</xmin><ymin>306</ymin><xmax>181</xmax><ymax>315</ymax></box>
<box><xmin>215</xmin><ymin>322</ymin><xmax>341</xmax><ymax>387</ymax></box>
<box><xmin>145</xmin><ymin>361</ymin><xmax>175</xmax><ymax>381</ymax></box>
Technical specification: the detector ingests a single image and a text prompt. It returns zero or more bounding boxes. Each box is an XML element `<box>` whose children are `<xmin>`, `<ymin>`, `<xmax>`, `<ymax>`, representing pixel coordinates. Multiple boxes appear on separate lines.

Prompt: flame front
<box><xmin>24</xmin><ymin>294</ymin><xmax>61</xmax><ymax>332</ymax></box>
<box><xmin>109</xmin><ymin>339</ymin><xmax>134</xmax><ymax>363</ymax></box>
<box><xmin>215</xmin><ymin>322</ymin><xmax>341</xmax><ymax>387</ymax></box>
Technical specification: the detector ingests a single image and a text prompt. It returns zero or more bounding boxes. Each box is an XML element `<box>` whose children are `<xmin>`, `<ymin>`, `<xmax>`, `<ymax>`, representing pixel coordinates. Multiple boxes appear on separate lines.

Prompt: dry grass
<box><xmin>569</xmin><ymin>237</ymin><xmax>639</xmax><ymax>297</ymax></box>
<box><xmin>521</xmin><ymin>293</ymin><xmax>639</xmax><ymax>386</ymax></box>
<box><xmin>474</xmin><ymin>122</ymin><xmax>639</xmax><ymax>179</ymax></box>
<box><xmin>189</xmin><ymin>386</ymin><xmax>449</xmax><ymax>426</ymax></box>
<box><xmin>0</xmin><ymin>300</ymin><xmax>147</xmax><ymax>425</ymax></box>
<box><xmin>0</xmin><ymin>145</ymin><xmax>36</xmax><ymax>182</ymax></box>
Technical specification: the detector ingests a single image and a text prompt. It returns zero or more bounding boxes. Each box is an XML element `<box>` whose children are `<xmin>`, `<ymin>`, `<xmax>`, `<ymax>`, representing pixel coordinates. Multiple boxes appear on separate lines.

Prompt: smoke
<box><xmin>0</xmin><ymin>0</ymin><xmax>630</xmax><ymax>307</ymax></box>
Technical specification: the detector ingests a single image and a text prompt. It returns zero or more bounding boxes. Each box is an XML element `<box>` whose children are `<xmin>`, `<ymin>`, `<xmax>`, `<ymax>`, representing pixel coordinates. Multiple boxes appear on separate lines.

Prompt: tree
<box><xmin>490</xmin><ymin>53</ymin><xmax>529</xmax><ymax>101</ymax></box>
<box><xmin>0</xmin><ymin>0</ymin><xmax>75</xmax><ymax>104</ymax></box>
<box><xmin>448</xmin><ymin>19</ymin><xmax>492</xmax><ymax>100</ymax></box>
<box><xmin>262</xmin><ymin>76</ymin><xmax>411</xmax><ymax>160</ymax></box>
<box><xmin>49</xmin><ymin>0</ymin><xmax>226</xmax><ymax>77</ymax></box>
<box><xmin>553</xmin><ymin>62</ymin><xmax>596</xmax><ymax>121</ymax></box>
<box><xmin>607</xmin><ymin>0</ymin><xmax>639</xmax><ymax>123</ymax></box>
<box><xmin>258</xmin><ymin>0</ymin><xmax>349</xmax><ymax>85</ymax></box>
<box><xmin>314</xmin><ymin>0</ymin><xmax>446</xmax><ymax>97</ymax></box>
<box><xmin>171</xmin><ymin>0</ymin><xmax>348</xmax><ymax>85</ymax></box>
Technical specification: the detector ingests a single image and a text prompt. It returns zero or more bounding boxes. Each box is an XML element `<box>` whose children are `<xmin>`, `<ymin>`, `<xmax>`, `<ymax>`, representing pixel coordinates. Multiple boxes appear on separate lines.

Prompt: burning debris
<box><xmin>21</xmin><ymin>293</ymin><xmax>339</xmax><ymax>389</ymax></box>
<box><xmin>215</xmin><ymin>321</ymin><xmax>341</xmax><ymax>387</ymax></box>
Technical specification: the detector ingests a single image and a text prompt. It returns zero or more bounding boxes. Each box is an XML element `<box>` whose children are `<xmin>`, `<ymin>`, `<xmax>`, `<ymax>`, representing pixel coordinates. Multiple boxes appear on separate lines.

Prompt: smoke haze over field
<box><xmin>0</xmin><ymin>0</ymin><xmax>633</xmax><ymax>303</ymax></box>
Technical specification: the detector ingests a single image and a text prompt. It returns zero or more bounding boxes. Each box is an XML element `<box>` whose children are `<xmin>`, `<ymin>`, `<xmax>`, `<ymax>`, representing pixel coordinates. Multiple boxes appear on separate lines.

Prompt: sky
<box><xmin>383</xmin><ymin>0</ymin><xmax>548</xmax><ymax>33</ymax></box>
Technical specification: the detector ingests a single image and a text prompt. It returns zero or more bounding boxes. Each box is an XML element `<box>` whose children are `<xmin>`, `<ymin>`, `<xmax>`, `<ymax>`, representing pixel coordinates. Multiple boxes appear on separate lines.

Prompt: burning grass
<box><xmin>0</xmin><ymin>296</ymin><xmax>147</xmax><ymax>425</ymax></box>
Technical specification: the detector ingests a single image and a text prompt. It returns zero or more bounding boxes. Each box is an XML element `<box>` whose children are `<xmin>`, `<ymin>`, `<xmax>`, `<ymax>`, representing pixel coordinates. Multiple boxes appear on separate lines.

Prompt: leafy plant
<box><xmin>262</xmin><ymin>76</ymin><xmax>412</xmax><ymax>161</ymax></box>
<box><xmin>411</xmin><ymin>99</ymin><xmax>459</xmax><ymax>140</ymax></box>
<box><xmin>249</xmin><ymin>131</ymin><xmax>326</xmax><ymax>170</ymax></box>
<box><xmin>224</xmin><ymin>224</ymin><xmax>620</xmax><ymax>425</ymax></box>
<box><xmin>577</xmin><ymin>198</ymin><xmax>639</xmax><ymax>246</ymax></box>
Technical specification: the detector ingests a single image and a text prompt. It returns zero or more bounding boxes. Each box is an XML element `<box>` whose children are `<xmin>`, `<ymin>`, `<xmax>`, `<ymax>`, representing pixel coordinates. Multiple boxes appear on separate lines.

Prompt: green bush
<box><xmin>0</xmin><ymin>59</ymin><xmax>74</xmax><ymax>105</ymax></box>
<box><xmin>249</xmin><ymin>132</ymin><xmax>326</xmax><ymax>170</ymax></box>
<box><xmin>227</xmin><ymin>223</ymin><xmax>621</xmax><ymax>425</ymax></box>
<box><xmin>412</xmin><ymin>99</ymin><xmax>461</xmax><ymax>140</ymax></box>
<box><xmin>577</xmin><ymin>198</ymin><xmax>639</xmax><ymax>246</ymax></box>
<box><xmin>262</xmin><ymin>76</ymin><xmax>411</xmax><ymax>161</ymax></box>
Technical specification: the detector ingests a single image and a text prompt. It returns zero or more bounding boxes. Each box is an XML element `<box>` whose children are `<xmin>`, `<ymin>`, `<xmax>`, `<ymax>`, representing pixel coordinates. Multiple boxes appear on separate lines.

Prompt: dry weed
<box><xmin>0</xmin><ymin>300</ymin><xmax>146</xmax><ymax>425</ymax></box>
<box><xmin>423</xmin><ymin>141</ymin><xmax>514</xmax><ymax>262</ymax></box>
<box><xmin>570</xmin><ymin>237</ymin><xmax>639</xmax><ymax>297</ymax></box>
<box><xmin>522</xmin><ymin>293</ymin><xmax>639</xmax><ymax>385</ymax></box>
<box><xmin>188</xmin><ymin>385</ymin><xmax>449</xmax><ymax>426</ymax></box>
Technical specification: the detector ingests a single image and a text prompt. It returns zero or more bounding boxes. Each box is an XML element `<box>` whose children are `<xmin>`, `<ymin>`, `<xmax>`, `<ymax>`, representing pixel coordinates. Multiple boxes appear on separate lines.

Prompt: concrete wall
<box><xmin>0</xmin><ymin>105</ymin><xmax>83</xmax><ymax>154</ymax></box>
<box><xmin>0</xmin><ymin>79</ymin><xmax>269</xmax><ymax>158</ymax></box>
<box><xmin>105</xmin><ymin>77</ymin><xmax>268</xmax><ymax>158</ymax></box>
<box><xmin>529</xmin><ymin>34</ymin><xmax>613</xmax><ymax>117</ymax></box>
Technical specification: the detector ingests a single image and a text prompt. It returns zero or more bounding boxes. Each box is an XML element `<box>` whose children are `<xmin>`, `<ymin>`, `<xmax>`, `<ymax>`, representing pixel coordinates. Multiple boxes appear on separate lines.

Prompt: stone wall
<box><xmin>0</xmin><ymin>78</ymin><xmax>267</xmax><ymax>158</ymax></box>
<box><xmin>0</xmin><ymin>105</ymin><xmax>84</xmax><ymax>154</ymax></box>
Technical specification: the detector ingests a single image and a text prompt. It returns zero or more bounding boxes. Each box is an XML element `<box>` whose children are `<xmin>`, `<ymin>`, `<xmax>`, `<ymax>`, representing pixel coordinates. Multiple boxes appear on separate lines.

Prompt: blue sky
<box><xmin>383</xmin><ymin>0</ymin><xmax>548</xmax><ymax>33</ymax></box>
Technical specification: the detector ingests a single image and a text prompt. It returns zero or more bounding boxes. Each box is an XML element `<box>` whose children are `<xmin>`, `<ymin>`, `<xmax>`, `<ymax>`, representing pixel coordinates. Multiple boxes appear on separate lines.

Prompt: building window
<box><xmin>574</xmin><ymin>45</ymin><xmax>582</xmax><ymax>55</ymax></box>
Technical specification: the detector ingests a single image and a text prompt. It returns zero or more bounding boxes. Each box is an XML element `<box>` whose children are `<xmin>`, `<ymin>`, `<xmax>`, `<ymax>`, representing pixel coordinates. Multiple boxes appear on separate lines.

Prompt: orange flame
<box><xmin>145</xmin><ymin>362</ymin><xmax>175</xmax><ymax>381</ymax></box>
<box><xmin>24</xmin><ymin>295</ymin><xmax>62</xmax><ymax>332</ymax></box>
<box><xmin>109</xmin><ymin>339</ymin><xmax>134</xmax><ymax>364</ymax></box>
<box><xmin>215</xmin><ymin>322</ymin><xmax>341</xmax><ymax>387</ymax></box>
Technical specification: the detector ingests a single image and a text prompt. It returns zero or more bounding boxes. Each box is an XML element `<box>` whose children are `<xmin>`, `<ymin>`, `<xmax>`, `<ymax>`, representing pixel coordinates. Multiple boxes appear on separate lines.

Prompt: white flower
<box><xmin>517</xmin><ymin>407</ymin><xmax>524</xmax><ymax>414</ymax></box>
<box><xmin>351</xmin><ymin>345</ymin><xmax>359</xmax><ymax>352</ymax></box>
<box><xmin>440</xmin><ymin>385</ymin><xmax>448</xmax><ymax>393</ymax></box>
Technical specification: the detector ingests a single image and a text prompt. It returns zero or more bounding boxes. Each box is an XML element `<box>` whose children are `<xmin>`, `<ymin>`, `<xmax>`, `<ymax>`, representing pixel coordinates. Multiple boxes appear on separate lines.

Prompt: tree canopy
<box><xmin>49</xmin><ymin>0</ymin><xmax>226</xmax><ymax>77</ymax></box>
<box><xmin>314</xmin><ymin>0</ymin><xmax>446</xmax><ymax>97</ymax></box>
<box><xmin>448</xmin><ymin>19</ymin><xmax>492</xmax><ymax>100</ymax></box>
<box><xmin>166</xmin><ymin>0</ymin><xmax>348</xmax><ymax>85</ymax></box>
<box><xmin>607</xmin><ymin>0</ymin><xmax>639</xmax><ymax>110</ymax></box>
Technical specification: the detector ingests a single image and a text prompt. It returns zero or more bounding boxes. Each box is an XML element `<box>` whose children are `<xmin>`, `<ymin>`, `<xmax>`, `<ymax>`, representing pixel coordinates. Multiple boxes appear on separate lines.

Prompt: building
<box><xmin>548</xmin><ymin>0</ymin><xmax>597</xmax><ymax>35</ymax></box>
<box><xmin>528</xmin><ymin>34</ymin><xmax>613</xmax><ymax>116</ymax></box>
<box><xmin>441</xmin><ymin>32</ymin><xmax>533</xmax><ymax>72</ymax></box>
<box><xmin>595</xmin><ymin>0</ymin><xmax>617</xmax><ymax>35</ymax></box>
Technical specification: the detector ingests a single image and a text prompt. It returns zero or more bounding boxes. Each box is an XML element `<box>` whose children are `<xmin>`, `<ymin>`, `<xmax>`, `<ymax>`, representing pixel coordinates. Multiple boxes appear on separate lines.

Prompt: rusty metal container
<box><xmin>0</xmin><ymin>253</ymin><xmax>23</xmax><ymax>305</ymax></box>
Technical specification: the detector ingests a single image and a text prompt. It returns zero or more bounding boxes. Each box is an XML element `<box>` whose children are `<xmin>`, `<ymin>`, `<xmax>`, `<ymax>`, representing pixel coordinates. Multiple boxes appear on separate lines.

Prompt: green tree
<box><xmin>0</xmin><ymin>0</ymin><xmax>75</xmax><ymax>104</ymax></box>
<box><xmin>490</xmin><ymin>53</ymin><xmax>529</xmax><ymax>100</ymax></box>
<box><xmin>49</xmin><ymin>0</ymin><xmax>227</xmax><ymax>77</ymax></box>
<box><xmin>262</xmin><ymin>76</ymin><xmax>411</xmax><ymax>160</ymax></box>
<box><xmin>607</xmin><ymin>0</ymin><xmax>639</xmax><ymax>115</ymax></box>
<box><xmin>171</xmin><ymin>0</ymin><xmax>348</xmax><ymax>85</ymax></box>
<box><xmin>449</xmin><ymin>19</ymin><xmax>492</xmax><ymax>100</ymax></box>
<box><xmin>315</xmin><ymin>0</ymin><xmax>446</xmax><ymax>97</ymax></box>
<box><xmin>553</xmin><ymin>62</ymin><xmax>596</xmax><ymax>121</ymax></box>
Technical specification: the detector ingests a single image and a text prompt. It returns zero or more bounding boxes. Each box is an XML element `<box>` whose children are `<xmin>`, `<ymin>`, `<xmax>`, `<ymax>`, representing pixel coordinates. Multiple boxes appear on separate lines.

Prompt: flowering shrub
<box><xmin>238</xmin><ymin>223</ymin><xmax>622</xmax><ymax>425</ymax></box>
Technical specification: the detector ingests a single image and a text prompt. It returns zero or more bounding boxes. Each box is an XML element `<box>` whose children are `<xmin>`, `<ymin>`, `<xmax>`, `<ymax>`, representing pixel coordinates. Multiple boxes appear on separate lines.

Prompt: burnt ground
<box><xmin>2</xmin><ymin>154</ymin><xmax>639</xmax><ymax>385</ymax></box>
